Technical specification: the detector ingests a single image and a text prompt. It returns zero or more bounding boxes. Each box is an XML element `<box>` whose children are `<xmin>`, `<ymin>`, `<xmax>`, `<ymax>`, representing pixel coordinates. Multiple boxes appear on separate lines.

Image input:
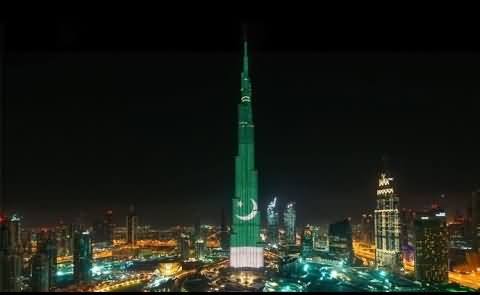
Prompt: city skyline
<box><xmin>1</xmin><ymin>19</ymin><xmax>480</xmax><ymax>292</ymax></box>
<box><xmin>2</xmin><ymin>22</ymin><xmax>480</xmax><ymax>229</ymax></box>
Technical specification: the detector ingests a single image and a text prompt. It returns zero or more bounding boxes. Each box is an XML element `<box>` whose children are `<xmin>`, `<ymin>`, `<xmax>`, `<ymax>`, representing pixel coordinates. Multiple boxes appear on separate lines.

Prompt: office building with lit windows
<box><xmin>195</xmin><ymin>239</ymin><xmax>206</xmax><ymax>260</ymax></box>
<box><xmin>448</xmin><ymin>212</ymin><xmax>469</xmax><ymax>249</ymax></box>
<box><xmin>374</xmin><ymin>159</ymin><xmax>401</xmax><ymax>271</ymax></box>
<box><xmin>414</xmin><ymin>208</ymin><xmax>449</xmax><ymax>284</ymax></box>
<box><xmin>267</xmin><ymin>197</ymin><xmax>279</xmax><ymax>247</ymax></box>
<box><xmin>301</xmin><ymin>225</ymin><xmax>314</xmax><ymax>258</ymax></box>
<box><xmin>179</xmin><ymin>233</ymin><xmax>191</xmax><ymax>260</ymax></box>
<box><xmin>312</xmin><ymin>226</ymin><xmax>329</xmax><ymax>252</ymax></box>
<box><xmin>283</xmin><ymin>202</ymin><xmax>296</xmax><ymax>246</ymax></box>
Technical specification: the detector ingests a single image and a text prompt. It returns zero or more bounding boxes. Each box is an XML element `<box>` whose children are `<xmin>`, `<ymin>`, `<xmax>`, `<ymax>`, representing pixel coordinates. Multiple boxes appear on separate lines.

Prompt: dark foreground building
<box><xmin>73</xmin><ymin>231</ymin><xmax>93</xmax><ymax>284</ymax></box>
<box><xmin>328</xmin><ymin>219</ymin><xmax>353</xmax><ymax>264</ymax></box>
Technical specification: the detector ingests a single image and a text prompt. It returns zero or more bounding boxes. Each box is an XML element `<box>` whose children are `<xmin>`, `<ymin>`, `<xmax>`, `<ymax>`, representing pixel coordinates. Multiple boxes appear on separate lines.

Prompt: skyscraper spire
<box><xmin>243</xmin><ymin>25</ymin><xmax>249</xmax><ymax>77</ymax></box>
<box><xmin>241</xmin><ymin>25</ymin><xmax>251</xmax><ymax>102</ymax></box>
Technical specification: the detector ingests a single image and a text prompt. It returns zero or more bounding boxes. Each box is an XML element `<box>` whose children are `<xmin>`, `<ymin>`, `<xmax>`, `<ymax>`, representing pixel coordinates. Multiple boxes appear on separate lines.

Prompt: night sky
<box><xmin>2</xmin><ymin>19</ymin><xmax>480</xmax><ymax>228</ymax></box>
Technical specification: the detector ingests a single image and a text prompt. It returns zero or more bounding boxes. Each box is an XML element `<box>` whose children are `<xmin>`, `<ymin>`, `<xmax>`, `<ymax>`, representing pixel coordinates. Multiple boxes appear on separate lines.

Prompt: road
<box><xmin>352</xmin><ymin>241</ymin><xmax>376</xmax><ymax>267</ymax></box>
<box><xmin>92</xmin><ymin>273</ymin><xmax>152</xmax><ymax>292</ymax></box>
<box><xmin>57</xmin><ymin>250</ymin><xmax>113</xmax><ymax>264</ymax></box>
<box><xmin>448</xmin><ymin>271</ymin><xmax>480</xmax><ymax>290</ymax></box>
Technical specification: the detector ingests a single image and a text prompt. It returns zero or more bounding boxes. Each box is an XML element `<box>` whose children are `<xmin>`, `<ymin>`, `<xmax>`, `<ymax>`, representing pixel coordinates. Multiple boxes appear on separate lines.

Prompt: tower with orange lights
<box><xmin>374</xmin><ymin>157</ymin><xmax>401</xmax><ymax>271</ymax></box>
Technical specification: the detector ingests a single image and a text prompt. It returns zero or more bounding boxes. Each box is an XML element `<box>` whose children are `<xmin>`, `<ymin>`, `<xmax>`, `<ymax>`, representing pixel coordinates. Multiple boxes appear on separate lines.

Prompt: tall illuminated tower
<box><xmin>230</xmin><ymin>32</ymin><xmax>263</xmax><ymax>269</ymax></box>
<box><xmin>374</xmin><ymin>157</ymin><xmax>401</xmax><ymax>271</ymax></box>
<box><xmin>283</xmin><ymin>202</ymin><xmax>296</xmax><ymax>246</ymax></box>
<box><xmin>267</xmin><ymin>197</ymin><xmax>279</xmax><ymax>246</ymax></box>
<box><xmin>414</xmin><ymin>208</ymin><xmax>448</xmax><ymax>284</ymax></box>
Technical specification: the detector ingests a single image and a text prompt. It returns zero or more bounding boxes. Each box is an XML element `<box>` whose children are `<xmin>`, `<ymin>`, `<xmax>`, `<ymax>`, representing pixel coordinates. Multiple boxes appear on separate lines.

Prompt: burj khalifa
<box><xmin>229</xmin><ymin>34</ymin><xmax>264</xmax><ymax>269</ymax></box>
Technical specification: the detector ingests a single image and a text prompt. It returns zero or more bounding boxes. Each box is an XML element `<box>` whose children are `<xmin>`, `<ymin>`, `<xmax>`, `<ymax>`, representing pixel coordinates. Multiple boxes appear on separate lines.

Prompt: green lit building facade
<box><xmin>229</xmin><ymin>38</ymin><xmax>263</xmax><ymax>268</ymax></box>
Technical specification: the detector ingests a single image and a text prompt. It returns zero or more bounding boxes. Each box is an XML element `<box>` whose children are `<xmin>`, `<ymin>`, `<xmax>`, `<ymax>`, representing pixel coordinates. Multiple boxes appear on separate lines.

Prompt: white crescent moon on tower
<box><xmin>235</xmin><ymin>199</ymin><xmax>258</xmax><ymax>221</ymax></box>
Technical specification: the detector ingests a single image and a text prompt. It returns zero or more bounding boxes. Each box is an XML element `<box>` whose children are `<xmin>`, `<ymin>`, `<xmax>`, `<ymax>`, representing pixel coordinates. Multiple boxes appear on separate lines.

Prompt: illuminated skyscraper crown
<box><xmin>241</xmin><ymin>29</ymin><xmax>251</xmax><ymax>102</ymax></box>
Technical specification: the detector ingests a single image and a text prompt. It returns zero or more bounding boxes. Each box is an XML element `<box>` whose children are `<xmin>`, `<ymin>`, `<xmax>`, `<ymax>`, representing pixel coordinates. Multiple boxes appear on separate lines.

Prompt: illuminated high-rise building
<box><xmin>73</xmin><ymin>231</ymin><xmax>92</xmax><ymax>284</ymax></box>
<box><xmin>126</xmin><ymin>205</ymin><xmax>138</xmax><ymax>246</ymax></box>
<box><xmin>414</xmin><ymin>208</ymin><xmax>449</xmax><ymax>284</ymax></box>
<box><xmin>179</xmin><ymin>233</ymin><xmax>191</xmax><ymax>260</ymax></box>
<box><xmin>312</xmin><ymin>225</ymin><xmax>329</xmax><ymax>252</ymax></box>
<box><xmin>229</xmin><ymin>31</ymin><xmax>263</xmax><ymax>269</ymax></box>
<box><xmin>55</xmin><ymin>220</ymin><xmax>70</xmax><ymax>257</ymax></box>
<box><xmin>283</xmin><ymin>202</ymin><xmax>296</xmax><ymax>246</ymax></box>
<box><xmin>448</xmin><ymin>212</ymin><xmax>468</xmax><ymax>249</ymax></box>
<box><xmin>195</xmin><ymin>239</ymin><xmax>206</xmax><ymax>260</ymax></box>
<box><xmin>7</xmin><ymin>215</ymin><xmax>23</xmax><ymax>275</ymax></box>
<box><xmin>267</xmin><ymin>197</ymin><xmax>279</xmax><ymax>247</ymax></box>
<box><xmin>374</xmin><ymin>157</ymin><xmax>401</xmax><ymax>271</ymax></box>
<box><xmin>7</xmin><ymin>214</ymin><xmax>21</xmax><ymax>251</ymax></box>
<box><xmin>301</xmin><ymin>225</ymin><xmax>314</xmax><ymax>258</ymax></box>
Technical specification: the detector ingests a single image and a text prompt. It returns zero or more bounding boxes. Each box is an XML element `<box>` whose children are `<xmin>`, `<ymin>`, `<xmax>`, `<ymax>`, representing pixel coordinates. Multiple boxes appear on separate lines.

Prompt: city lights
<box><xmin>1</xmin><ymin>24</ymin><xmax>479</xmax><ymax>294</ymax></box>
